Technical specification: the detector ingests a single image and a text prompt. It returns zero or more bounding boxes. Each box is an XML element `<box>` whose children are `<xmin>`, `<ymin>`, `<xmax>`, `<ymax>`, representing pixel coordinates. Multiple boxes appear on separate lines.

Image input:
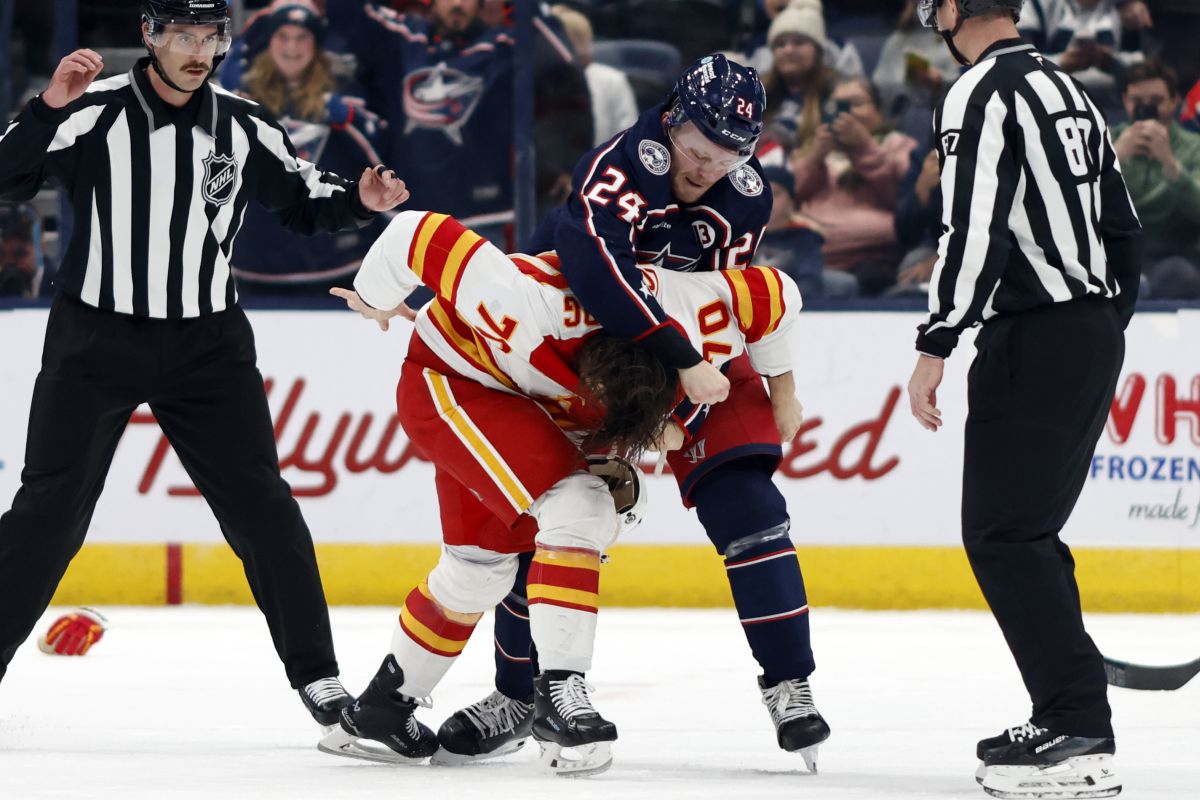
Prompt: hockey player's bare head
<box><xmin>575</xmin><ymin>334</ymin><xmax>681</xmax><ymax>461</ymax></box>
<box><xmin>430</xmin><ymin>0</ymin><xmax>481</xmax><ymax>35</ymax></box>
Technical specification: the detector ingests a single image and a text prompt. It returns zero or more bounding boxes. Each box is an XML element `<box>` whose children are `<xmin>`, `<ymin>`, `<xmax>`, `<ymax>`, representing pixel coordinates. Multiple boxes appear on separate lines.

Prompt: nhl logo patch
<box><xmin>638</xmin><ymin>139</ymin><xmax>671</xmax><ymax>176</ymax></box>
<box><xmin>201</xmin><ymin>151</ymin><xmax>238</xmax><ymax>207</ymax></box>
<box><xmin>729</xmin><ymin>164</ymin><xmax>763</xmax><ymax>197</ymax></box>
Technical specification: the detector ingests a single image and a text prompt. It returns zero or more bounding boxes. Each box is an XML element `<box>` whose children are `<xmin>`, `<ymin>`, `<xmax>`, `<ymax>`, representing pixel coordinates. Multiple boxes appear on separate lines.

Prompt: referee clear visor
<box><xmin>146</xmin><ymin>20</ymin><xmax>232</xmax><ymax>57</ymax></box>
<box><xmin>917</xmin><ymin>0</ymin><xmax>940</xmax><ymax>29</ymax></box>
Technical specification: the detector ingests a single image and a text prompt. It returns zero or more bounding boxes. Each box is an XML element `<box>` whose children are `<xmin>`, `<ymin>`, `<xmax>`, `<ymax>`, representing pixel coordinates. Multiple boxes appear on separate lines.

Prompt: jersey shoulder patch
<box><xmin>637</xmin><ymin>139</ymin><xmax>671</xmax><ymax>176</ymax></box>
<box><xmin>729</xmin><ymin>164</ymin><xmax>764</xmax><ymax>197</ymax></box>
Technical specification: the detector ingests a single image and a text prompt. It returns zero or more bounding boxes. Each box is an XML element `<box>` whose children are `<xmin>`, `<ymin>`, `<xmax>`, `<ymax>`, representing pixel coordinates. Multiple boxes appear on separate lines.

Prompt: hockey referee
<box><xmin>0</xmin><ymin>0</ymin><xmax>408</xmax><ymax>728</ymax></box>
<box><xmin>907</xmin><ymin>0</ymin><xmax>1142</xmax><ymax>797</ymax></box>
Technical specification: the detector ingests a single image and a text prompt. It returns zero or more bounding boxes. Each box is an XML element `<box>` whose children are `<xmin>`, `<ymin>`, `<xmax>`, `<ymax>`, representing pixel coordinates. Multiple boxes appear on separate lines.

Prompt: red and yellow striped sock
<box><xmin>389</xmin><ymin>581</ymin><xmax>477</xmax><ymax>697</ymax></box>
<box><xmin>527</xmin><ymin>547</ymin><xmax>600</xmax><ymax>673</ymax></box>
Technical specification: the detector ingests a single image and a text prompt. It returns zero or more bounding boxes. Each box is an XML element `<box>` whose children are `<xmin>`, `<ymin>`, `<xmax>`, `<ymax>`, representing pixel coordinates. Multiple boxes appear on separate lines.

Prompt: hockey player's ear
<box><xmin>942</xmin><ymin>0</ymin><xmax>962</xmax><ymax>29</ymax></box>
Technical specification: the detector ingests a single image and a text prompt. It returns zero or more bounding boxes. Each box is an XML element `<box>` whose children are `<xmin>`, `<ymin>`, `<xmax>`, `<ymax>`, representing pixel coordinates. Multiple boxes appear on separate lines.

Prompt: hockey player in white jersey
<box><xmin>323</xmin><ymin>210</ymin><xmax>803</xmax><ymax>775</ymax></box>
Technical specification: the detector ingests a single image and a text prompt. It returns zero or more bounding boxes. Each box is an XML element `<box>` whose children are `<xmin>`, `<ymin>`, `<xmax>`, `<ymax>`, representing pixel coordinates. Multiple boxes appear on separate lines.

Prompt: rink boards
<box><xmin>1</xmin><ymin>306</ymin><xmax>1197</xmax><ymax>610</ymax></box>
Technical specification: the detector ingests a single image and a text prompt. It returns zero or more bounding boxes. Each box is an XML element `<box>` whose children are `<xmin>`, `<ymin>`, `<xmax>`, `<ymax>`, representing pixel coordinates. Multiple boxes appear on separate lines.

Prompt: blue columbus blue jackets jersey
<box><xmin>337</xmin><ymin>4</ymin><xmax>516</xmax><ymax>226</ymax></box>
<box><xmin>533</xmin><ymin>103</ymin><xmax>773</xmax><ymax>369</ymax></box>
<box><xmin>227</xmin><ymin>114</ymin><xmax>390</xmax><ymax>286</ymax></box>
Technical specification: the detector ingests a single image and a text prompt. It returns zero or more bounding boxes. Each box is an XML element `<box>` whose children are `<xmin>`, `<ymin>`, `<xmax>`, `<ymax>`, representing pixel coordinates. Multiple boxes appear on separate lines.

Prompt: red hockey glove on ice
<box><xmin>37</xmin><ymin>607</ymin><xmax>107</xmax><ymax>655</ymax></box>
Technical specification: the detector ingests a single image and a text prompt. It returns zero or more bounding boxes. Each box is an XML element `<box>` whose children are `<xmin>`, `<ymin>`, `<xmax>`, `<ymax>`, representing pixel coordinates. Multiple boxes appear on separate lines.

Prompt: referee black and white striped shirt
<box><xmin>0</xmin><ymin>57</ymin><xmax>374</xmax><ymax>318</ymax></box>
<box><xmin>916</xmin><ymin>38</ymin><xmax>1143</xmax><ymax>358</ymax></box>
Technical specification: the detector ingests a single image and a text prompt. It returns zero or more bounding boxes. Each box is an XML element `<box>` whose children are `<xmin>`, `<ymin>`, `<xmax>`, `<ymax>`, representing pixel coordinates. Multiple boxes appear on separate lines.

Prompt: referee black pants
<box><xmin>963</xmin><ymin>295</ymin><xmax>1123</xmax><ymax>739</ymax></box>
<box><xmin>0</xmin><ymin>294</ymin><xmax>338</xmax><ymax>689</ymax></box>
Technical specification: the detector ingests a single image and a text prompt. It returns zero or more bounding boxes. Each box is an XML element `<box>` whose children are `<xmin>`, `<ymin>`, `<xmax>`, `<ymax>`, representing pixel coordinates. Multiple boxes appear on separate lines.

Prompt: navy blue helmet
<box><xmin>666</xmin><ymin>54</ymin><xmax>766</xmax><ymax>158</ymax></box>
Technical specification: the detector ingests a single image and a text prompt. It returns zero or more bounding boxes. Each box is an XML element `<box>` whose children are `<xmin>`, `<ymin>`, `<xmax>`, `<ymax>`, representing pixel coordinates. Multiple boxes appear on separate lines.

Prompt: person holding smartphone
<box><xmin>1111</xmin><ymin>59</ymin><xmax>1200</xmax><ymax>298</ymax></box>
<box><xmin>789</xmin><ymin>76</ymin><xmax>918</xmax><ymax>295</ymax></box>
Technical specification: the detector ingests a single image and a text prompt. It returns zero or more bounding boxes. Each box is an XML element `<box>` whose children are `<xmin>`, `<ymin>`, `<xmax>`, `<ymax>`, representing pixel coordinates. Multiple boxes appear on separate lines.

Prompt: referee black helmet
<box><xmin>917</xmin><ymin>0</ymin><xmax>1023</xmax><ymax>30</ymax></box>
<box><xmin>141</xmin><ymin>0</ymin><xmax>233</xmax><ymax>91</ymax></box>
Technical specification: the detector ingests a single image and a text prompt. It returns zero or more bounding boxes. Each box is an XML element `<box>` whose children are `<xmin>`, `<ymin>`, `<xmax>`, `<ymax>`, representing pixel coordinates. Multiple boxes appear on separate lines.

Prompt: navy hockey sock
<box><xmin>494</xmin><ymin>551</ymin><xmax>534</xmax><ymax>702</ymax></box>
<box><xmin>693</xmin><ymin>463</ymin><xmax>815</xmax><ymax>685</ymax></box>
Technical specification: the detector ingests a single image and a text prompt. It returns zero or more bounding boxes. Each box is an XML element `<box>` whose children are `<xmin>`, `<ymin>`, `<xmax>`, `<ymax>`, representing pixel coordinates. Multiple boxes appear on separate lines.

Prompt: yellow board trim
<box><xmin>49</xmin><ymin>544</ymin><xmax>167</xmax><ymax>606</ymax></box>
<box><xmin>48</xmin><ymin>543</ymin><xmax>1200</xmax><ymax>613</ymax></box>
<box><xmin>527</xmin><ymin>584</ymin><xmax>599</xmax><ymax>608</ymax></box>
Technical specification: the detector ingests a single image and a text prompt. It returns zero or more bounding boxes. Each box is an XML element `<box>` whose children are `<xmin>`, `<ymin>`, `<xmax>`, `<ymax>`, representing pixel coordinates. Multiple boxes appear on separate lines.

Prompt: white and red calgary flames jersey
<box><xmin>354</xmin><ymin>211</ymin><xmax>801</xmax><ymax>429</ymax></box>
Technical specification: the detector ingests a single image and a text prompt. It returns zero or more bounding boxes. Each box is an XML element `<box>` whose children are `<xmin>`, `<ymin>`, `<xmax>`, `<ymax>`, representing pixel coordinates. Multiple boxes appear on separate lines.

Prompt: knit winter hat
<box><xmin>768</xmin><ymin>0</ymin><xmax>827</xmax><ymax>49</ymax></box>
<box><xmin>264</xmin><ymin>4</ymin><xmax>327</xmax><ymax>44</ymax></box>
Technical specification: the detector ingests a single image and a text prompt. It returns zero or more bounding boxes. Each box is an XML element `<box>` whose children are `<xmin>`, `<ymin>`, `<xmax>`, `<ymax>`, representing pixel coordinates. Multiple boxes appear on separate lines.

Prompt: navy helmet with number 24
<box><xmin>666</xmin><ymin>54</ymin><xmax>766</xmax><ymax>165</ymax></box>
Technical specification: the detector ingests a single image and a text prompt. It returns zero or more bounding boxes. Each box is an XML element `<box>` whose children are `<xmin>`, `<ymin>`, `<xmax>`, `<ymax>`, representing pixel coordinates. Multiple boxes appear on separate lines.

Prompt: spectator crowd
<box><xmin>3</xmin><ymin>0</ymin><xmax>1200</xmax><ymax>300</ymax></box>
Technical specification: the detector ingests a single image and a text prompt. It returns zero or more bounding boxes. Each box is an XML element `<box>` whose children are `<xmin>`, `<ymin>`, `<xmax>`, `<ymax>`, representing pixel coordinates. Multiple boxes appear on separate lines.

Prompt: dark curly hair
<box><xmin>575</xmin><ymin>333</ymin><xmax>681</xmax><ymax>460</ymax></box>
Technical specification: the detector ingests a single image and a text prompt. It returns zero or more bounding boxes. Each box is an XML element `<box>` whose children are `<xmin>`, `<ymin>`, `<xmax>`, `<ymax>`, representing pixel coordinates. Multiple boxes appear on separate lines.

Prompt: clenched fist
<box><xmin>37</xmin><ymin>607</ymin><xmax>107</xmax><ymax>656</ymax></box>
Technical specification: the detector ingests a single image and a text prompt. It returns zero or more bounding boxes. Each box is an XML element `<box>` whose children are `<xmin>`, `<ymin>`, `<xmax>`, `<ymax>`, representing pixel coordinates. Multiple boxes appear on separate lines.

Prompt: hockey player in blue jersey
<box><xmin>435</xmin><ymin>54</ymin><xmax>833</xmax><ymax>771</ymax></box>
<box><xmin>325</xmin><ymin>0</ymin><xmax>590</xmax><ymax>245</ymax></box>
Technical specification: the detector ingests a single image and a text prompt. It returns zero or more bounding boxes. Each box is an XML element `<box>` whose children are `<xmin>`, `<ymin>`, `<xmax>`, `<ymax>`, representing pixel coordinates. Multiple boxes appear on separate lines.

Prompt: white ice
<box><xmin>2</xmin><ymin>607</ymin><xmax>1197</xmax><ymax>799</ymax></box>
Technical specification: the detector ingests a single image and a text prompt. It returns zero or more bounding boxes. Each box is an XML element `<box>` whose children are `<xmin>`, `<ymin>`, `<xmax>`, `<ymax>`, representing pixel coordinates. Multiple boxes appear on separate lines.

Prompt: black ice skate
<box><xmin>299</xmin><ymin>676</ymin><xmax>353</xmax><ymax>733</ymax></box>
<box><xmin>759</xmin><ymin>676</ymin><xmax>831</xmax><ymax>772</ymax></box>
<box><xmin>317</xmin><ymin>655</ymin><xmax>439</xmax><ymax>765</ymax></box>
<box><xmin>531</xmin><ymin>670</ymin><xmax>617</xmax><ymax>776</ymax></box>
<box><xmin>431</xmin><ymin>690</ymin><xmax>534</xmax><ymax>765</ymax></box>
<box><xmin>975</xmin><ymin>722</ymin><xmax>1120</xmax><ymax>798</ymax></box>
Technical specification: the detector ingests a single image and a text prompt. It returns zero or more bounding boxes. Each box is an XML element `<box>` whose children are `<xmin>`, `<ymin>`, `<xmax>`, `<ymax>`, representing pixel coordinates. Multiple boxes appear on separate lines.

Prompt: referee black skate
<box><xmin>0</xmin><ymin>0</ymin><xmax>409</xmax><ymax>729</ymax></box>
<box><xmin>907</xmin><ymin>0</ymin><xmax>1142</xmax><ymax>797</ymax></box>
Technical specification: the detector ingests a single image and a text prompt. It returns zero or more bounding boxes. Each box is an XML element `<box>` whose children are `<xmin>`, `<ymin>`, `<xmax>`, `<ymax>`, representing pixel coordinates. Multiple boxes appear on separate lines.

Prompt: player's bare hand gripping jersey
<box><xmin>354</xmin><ymin>211</ymin><xmax>800</xmax><ymax>426</ymax></box>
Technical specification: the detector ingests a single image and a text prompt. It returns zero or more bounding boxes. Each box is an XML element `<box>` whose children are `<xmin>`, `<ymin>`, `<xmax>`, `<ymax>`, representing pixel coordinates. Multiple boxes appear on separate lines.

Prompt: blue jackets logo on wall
<box><xmin>402</xmin><ymin>63</ymin><xmax>485</xmax><ymax>146</ymax></box>
<box><xmin>201</xmin><ymin>152</ymin><xmax>238</xmax><ymax>207</ymax></box>
<box><xmin>638</xmin><ymin>139</ymin><xmax>671</xmax><ymax>176</ymax></box>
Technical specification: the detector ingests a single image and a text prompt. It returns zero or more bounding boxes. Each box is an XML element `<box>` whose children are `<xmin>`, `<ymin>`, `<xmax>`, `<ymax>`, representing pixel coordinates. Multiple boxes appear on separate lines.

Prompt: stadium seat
<box><xmin>592</xmin><ymin>39</ymin><xmax>682</xmax><ymax>79</ymax></box>
<box><xmin>847</xmin><ymin>33</ymin><xmax>890</xmax><ymax>77</ymax></box>
<box><xmin>620</xmin><ymin>0</ymin><xmax>735</xmax><ymax>64</ymax></box>
<box><xmin>592</xmin><ymin>39</ymin><xmax>682</xmax><ymax>112</ymax></box>
<box><xmin>894</xmin><ymin>97</ymin><xmax>934</xmax><ymax>154</ymax></box>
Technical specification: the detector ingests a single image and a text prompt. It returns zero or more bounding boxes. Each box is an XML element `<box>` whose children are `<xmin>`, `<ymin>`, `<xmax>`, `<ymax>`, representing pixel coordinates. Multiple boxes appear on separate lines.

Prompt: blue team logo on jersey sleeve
<box><xmin>402</xmin><ymin>63</ymin><xmax>485</xmax><ymax>146</ymax></box>
<box><xmin>201</xmin><ymin>152</ymin><xmax>238</xmax><ymax>207</ymax></box>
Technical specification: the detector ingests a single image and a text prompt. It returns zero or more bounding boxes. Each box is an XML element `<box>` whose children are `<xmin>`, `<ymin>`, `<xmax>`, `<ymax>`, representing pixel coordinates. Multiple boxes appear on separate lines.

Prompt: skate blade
<box><xmin>980</xmin><ymin>754</ymin><xmax>1121</xmax><ymax>799</ymax></box>
<box><xmin>798</xmin><ymin>744</ymin><xmax>819</xmax><ymax>773</ymax></box>
<box><xmin>430</xmin><ymin>738</ymin><xmax>528</xmax><ymax>766</ymax></box>
<box><xmin>537</xmin><ymin>741</ymin><xmax>613</xmax><ymax>777</ymax></box>
<box><xmin>317</xmin><ymin>726</ymin><xmax>431</xmax><ymax>765</ymax></box>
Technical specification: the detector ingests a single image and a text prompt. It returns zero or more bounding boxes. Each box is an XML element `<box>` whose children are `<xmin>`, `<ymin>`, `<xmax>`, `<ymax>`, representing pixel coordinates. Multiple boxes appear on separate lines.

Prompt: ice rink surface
<box><xmin>2</xmin><ymin>607</ymin><xmax>1196</xmax><ymax>800</ymax></box>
